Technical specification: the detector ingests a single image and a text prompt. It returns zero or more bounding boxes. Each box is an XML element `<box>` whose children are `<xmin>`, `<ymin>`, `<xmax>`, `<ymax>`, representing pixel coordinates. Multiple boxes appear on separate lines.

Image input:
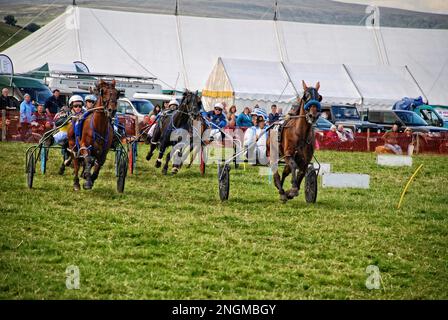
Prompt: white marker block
<box><xmin>314</xmin><ymin>163</ymin><xmax>331</xmax><ymax>176</ymax></box>
<box><xmin>322</xmin><ymin>173</ymin><xmax>370</xmax><ymax>189</ymax></box>
<box><xmin>377</xmin><ymin>155</ymin><xmax>412</xmax><ymax>167</ymax></box>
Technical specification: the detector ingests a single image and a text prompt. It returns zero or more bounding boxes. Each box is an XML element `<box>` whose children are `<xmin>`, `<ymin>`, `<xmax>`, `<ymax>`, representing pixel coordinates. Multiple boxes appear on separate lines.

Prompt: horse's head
<box><xmin>300</xmin><ymin>80</ymin><xmax>322</xmax><ymax>124</ymax></box>
<box><xmin>94</xmin><ymin>79</ymin><xmax>119</xmax><ymax>114</ymax></box>
<box><xmin>180</xmin><ymin>89</ymin><xmax>202</xmax><ymax>119</ymax></box>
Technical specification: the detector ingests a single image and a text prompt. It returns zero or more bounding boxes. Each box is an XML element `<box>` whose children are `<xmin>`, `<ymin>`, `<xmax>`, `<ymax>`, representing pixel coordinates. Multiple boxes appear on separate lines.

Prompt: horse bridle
<box><xmin>300</xmin><ymin>87</ymin><xmax>322</xmax><ymax>124</ymax></box>
<box><xmin>96</xmin><ymin>86</ymin><xmax>118</xmax><ymax>117</ymax></box>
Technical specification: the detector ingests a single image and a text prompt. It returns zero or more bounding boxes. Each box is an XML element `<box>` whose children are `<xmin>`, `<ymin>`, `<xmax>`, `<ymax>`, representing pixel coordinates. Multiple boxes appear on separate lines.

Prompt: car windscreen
<box><xmin>396</xmin><ymin>111</ymin><xmax>428</xmax><ymax>126</ymax></box>
<box><xmin>316</xmin><ymin>117</ymin><xmax>332</xmax><ymax>129</ymax></box>
<box><xmin>131</xmin><ymin>100</ymin><xmax>154</xmax><ymax>115</ymax></box>
<box><xmin>331</xmin><ymin>106</ymin><xmax>360</xmax><ymax>120</ymax></box>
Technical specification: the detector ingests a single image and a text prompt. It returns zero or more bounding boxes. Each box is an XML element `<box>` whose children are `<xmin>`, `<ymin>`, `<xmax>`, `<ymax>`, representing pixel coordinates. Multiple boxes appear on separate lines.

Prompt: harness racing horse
<box><xmin>269</xmin><ymin>80</ymin><xmax>322</xmax><ymax>202</ymax></box>
<box><xmin>67</xmin><ymin>80</ymin><xmax>119</xmax><ymax>190</ymax></box>
<box><xmin>145</xmin><ymin>90</ymin><xmax>202</xmax><ymax>175</ymax></box>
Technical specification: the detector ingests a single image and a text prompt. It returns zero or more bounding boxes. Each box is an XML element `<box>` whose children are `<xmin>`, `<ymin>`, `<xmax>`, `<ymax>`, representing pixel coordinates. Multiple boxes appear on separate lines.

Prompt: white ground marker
<box><xmin>314</xmin><ymin>163</ymin><xmax>331</xmax><ymax>176</ymax></box>
<box><xmin>377</xmin><ymin>155</ymin><xmax>412</xmax><ymax>167</ymax></box>
<box><xmin>322</xmin><ymin>173</ymin><xmax>370</xmax><ymax>189</ymax></box>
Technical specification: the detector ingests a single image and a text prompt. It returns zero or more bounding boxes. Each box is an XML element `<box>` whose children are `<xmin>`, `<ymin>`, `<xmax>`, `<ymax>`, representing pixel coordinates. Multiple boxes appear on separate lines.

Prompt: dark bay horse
<box><xmin>269</xmin><ymin>80</ymin><xmax>322</xmax><ymax>202</ymax></box>
<box><xmin>145</xmin><ymin>90</ymin><xmax>202</xmax><ymax>175</ymax></box>
<box><xmin>67</xmin><ymin>80</ymin><xmax>118</xmax><ymax>190</ymax></box>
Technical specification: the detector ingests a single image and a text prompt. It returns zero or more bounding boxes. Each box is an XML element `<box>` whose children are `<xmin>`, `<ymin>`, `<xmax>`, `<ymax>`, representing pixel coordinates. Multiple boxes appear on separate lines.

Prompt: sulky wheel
<box><xmin>27</xmin><ymin>152</ymin><xmax>36</xmax><ymax>189</ymax></box>
<box><xmin>304</xmin><ymin>166</ymin><xmax>318</xmax><ymax>203</ymax></box>
<box><xmin>218</xmin><ymin>164</ymin><xmax>230</xmax><ymax>201</ymax></box>
<box><xmin>117</xmin><ymin>153</ymin><xmax>128</xmax><ymax>193</ymax></box>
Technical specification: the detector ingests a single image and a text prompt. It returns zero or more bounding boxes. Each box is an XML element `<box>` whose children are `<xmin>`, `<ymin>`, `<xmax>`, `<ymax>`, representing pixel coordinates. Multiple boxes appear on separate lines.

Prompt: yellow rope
<box><xmin>397</xmin><ymin>164</ymin><xmax>423</xmax><ymax>209</ymax></box>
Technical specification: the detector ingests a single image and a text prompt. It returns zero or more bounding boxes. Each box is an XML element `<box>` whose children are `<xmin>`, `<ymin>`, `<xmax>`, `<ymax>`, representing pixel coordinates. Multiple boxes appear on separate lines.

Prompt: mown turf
<box><xmin>0</xmin><ymin>141</ymin><xmax>447</xmax><ymax>299</ymax></box>
<box><xmin>0</xmin><ymin>22</ymin><xmax>30</xmax><ymax>51</ymax></box>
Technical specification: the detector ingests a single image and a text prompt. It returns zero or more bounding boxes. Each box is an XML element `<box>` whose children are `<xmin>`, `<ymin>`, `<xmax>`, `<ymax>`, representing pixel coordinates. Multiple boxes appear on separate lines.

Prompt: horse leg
<box><xmin>162</xmin><ymin>149</ymin><xmax>171</xmax><ymax>175</ymax></box>
<box><xmin>273</xmin><ymin>165</ymin><xmax>289</xmax><ymax>202</ymax></box>
<box><xmin>72</xmin><ymin>157</ymin><xmax>81</xmax><ymax>191</ymax></box>
<box><xmin>285</xmin><ymin>156</ymin><xmax>299</xmax><ymax>199</ymax></box>
<box><xmin>91</xmin><ymin>159</ymin><xmax>102</xmax><ymax>184</ymax></box>
<box><xmin>155</xmin><ymin>148</ymin><xmax>164</xmax><ymax>168</ymax></box>
<box><xmin>146</xmin><ymin>142</ymin><xmax>157</xmax><ymax>161</ymax></box>
<box><xmin>83</xmin><ymin>155</ymin><xmax>94</xmax><ymax>190</ymax></box>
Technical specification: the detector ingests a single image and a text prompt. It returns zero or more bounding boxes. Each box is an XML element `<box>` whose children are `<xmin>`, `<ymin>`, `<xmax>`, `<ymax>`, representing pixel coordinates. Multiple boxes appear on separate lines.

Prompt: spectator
<box><xmin>151</xmin><ymin>104</ymin><xmax>162</xmax><ymax>116</ymax></box>
<box><xmin>227</xmin><ymin>105</ymin><xmax>237</xmax><ymax>127</ymax></box>
<box><xmin>254</xmin><ymin>115</ymin><xmax>268</xmax><ymax>164</ymax></box>
<box><xmin>382</xmin><ymin>123</ymin><xmax>402</xmax><ymax>154</ymax></box>
<box><xmin>162</xmin><ymin>101</ymin><xmax>169</xmax><ymax>110</ymax></box>
<box><xmin>0</xmin><ymin>88</ymin><xmax>18</xmax><ymax>110</ymax></box>
<box><xmin>251</xmin><ymin>112</ymin><xmax>258</xmax><ymax>126</ymax></box>
<box><xmin>221</xmin><ymin>101</ymin><xmax>228</xmax><ymax>115</ymax></box>
<box><xmin>236</xmin><ymin>107</ymin><xmax>252</xmax><ymax>127</ymax></box>
<box><xmin>403</xmin><ymin>127</ymin><xmax>415</xmax><ymax>155</ymax></box>
<box><xmin>268</xmin><ymin>104</ymin><xmax>280</xmax><ymax>124</ymax></box>
<box><xmin>19</xmin><ymin>94</ymin><xmax>35</xmax><ymax>137</ymax></box>
<box><xmin>336</xmin><ymin>124</ymin><xmax>354</xmax><ymax>142</ymax></box>
<box><xmin>325</xmin><ymin>125</ymin><xmax>340</xmax><ymax>147</ymax></box>
<box><xmin>278</xmin><ymin>107</ymin><xmax>283</xmax><ymax>116</ymax></box>
<box><xmin>33</xmin><ymin>103</ymin><xmax>52</xmax><ymax>132</ymax></box>
<box><xmin>44</xmin><ymin>89</ymin><xmax>63</xmax><ymax>116</ymax></box>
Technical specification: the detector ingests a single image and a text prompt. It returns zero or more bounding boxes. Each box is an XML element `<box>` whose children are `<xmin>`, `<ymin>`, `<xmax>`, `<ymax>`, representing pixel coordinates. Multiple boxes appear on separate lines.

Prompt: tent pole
<box><xmin>342</xmin><ymin>64</ymin><xmax>364</xmax><ymax>108</ymax></box>
<box><xmin>405</xmin><ymin>65</ymin><xmax>429</xmax><ymax>103</ymax></box>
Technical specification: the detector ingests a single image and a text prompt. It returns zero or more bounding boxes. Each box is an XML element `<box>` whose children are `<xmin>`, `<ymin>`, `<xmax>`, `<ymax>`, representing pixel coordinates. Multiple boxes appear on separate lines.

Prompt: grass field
<box><xmin>0</xmin><ymin>141</ymin><xmax>447</xmax><ymax>299</ymax></box>
<box><xmin>0</xmin><ymin>22</ymin><xmax>30</xmax><ymax>51</ymax></box>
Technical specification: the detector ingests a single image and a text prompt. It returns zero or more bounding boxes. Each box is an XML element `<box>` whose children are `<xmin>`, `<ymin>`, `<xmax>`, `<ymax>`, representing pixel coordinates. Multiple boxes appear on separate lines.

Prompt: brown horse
<box><xmin>67</xmin><ymin>80</ymin><xmax>119</xmax><ymax>190</ymax></box>
<box><xmin>269</xmin><ymin>80</ymin><xmax>321</xmax><ymax>202</ymax></box>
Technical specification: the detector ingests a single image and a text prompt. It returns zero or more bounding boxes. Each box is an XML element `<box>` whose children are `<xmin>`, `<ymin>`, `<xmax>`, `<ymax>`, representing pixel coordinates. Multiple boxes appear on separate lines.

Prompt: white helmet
<box><xmin>68</xmin><ymin>95</ymin><xmax>84</xmax><ymax>107</ymax></box>
<box><xmin>214</xmin><ymin>102</ymin><xmax>224</xmax><ymax>110</ymax></box>
<box><xmin>169</xmin><ymin>99</ymin><xmax>179</xmax><ymax>107</ymax></box>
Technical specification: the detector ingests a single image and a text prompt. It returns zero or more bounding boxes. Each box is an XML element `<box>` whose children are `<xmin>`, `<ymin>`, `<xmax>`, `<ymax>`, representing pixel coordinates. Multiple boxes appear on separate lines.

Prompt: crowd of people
<box><xmin>0</xmin><ymin>88</ymin><xmax>440</xmax><ymax>157</ymax></box>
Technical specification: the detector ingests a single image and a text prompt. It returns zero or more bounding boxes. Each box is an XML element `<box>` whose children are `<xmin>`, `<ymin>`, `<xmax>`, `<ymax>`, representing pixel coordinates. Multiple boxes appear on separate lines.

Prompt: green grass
<box><xmin>0</xmin><ymin>22</ymin><xmax>31</xmax><ymax>51</ymax></box>
<box><xmin>0</xmin><ymin>141</ymin><xmax>447</xmax><ymax>299</ymax></box>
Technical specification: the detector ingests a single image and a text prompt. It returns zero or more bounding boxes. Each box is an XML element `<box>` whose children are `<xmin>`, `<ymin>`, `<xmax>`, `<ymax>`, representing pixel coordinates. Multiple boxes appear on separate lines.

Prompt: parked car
<box><xmin>117</xmin><ymin>98</ymin><xmax>155</xmax><ymax>126</ymax></box>
<box><xmin>321</xmin><ymin>104</ymin><xmax>384</xmax><ymax>133</ymax></box>
<box><xmin>431</xmin><ymin>105</ymin><xmax>448</xmax><ymax>128</ymax></box>
<box><xmin>366</xmin><ymin>110</ymin><xmax>448</xmax><ymax>153</ymax></box>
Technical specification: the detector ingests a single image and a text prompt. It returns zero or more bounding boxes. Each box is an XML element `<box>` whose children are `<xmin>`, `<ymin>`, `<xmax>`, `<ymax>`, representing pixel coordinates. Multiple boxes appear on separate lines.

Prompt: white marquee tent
<box><xmin>202</xmin><ymin>58</ymin><xmax>426</xmax><ymax>112</ymax></box>
<box><xmin>2</xmin><ymin>5</ymin><xmax>448</xmax><ymax>106</ymax></box>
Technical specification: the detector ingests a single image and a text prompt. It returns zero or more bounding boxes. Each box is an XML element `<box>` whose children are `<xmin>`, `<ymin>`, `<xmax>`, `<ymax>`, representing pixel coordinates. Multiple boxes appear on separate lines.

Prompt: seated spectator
<box><xmin>403</xmin><ymin>127</ymin><xmax>414</xmax><ymax>155</ymax></box>
<box><xmin>268</xmin><ymin>104</ymin><xmax>280</xmax><ymax>124</ymax></box>
<box><xmin>324</xmin><ymin>125</ymin><xmax>340</xmax><ymax>147</ymax></box>
<box><xmin>227</xmin><ymin>105</ymin><xmax>238</xmax><ymax>128</ymax></box>
<box><xmin>236</xmin><ymin>107</ymin><xmax>253</xmax><ymax>127</ymax></box>
<box><xmin>382</xmin><ymin>123</ymin><xmax>402</xmax><ymax>154</ymax></box>
<box><xmin>33</xmin><ymin>103</ymin><xmax>52</xmax><ymax>133</ymax></box>
<box><xmin>336</xmin><ymin>124</ymin><xmax>354</xmax><ymax>142</ymax></box>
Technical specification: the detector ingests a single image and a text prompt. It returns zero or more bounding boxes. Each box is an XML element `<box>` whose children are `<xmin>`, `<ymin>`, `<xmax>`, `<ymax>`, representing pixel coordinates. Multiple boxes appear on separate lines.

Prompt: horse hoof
<box><xmin>146</xmin><ymin>153</ymin><xmax>152</xmax><ymax>161</ymax></box>
<box><xmin>172</xmin><ymin>167</ymin><xmax>179</xmax><ymax>174</ymax></box>
<box><xmin>287</xmin><ymin>188</ymin><xmax>299</xmax><ymax>199</ymax></box>
<box><xmin>162</xmin><ymin>168</ymin><xmax>168</xmax><ymax>175</ymax></box>
<box><xmin>83</xmin><ymin>181</ymin><xmax>93</xmax><ymax>190</ymax></box>
<box><xmin>155</xmin><ymin>160</ymin><xmax>162</xmax><ymax>168</ymax></box>
<box><xmin>73</xmin><ymin>184</ymin><xmax>80</xmax><ymax>191</ymax></box>
<box><xmin>280</xmin><ymin>193</ymin><xmax>288</xmax><ymax>202</ymax></box>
